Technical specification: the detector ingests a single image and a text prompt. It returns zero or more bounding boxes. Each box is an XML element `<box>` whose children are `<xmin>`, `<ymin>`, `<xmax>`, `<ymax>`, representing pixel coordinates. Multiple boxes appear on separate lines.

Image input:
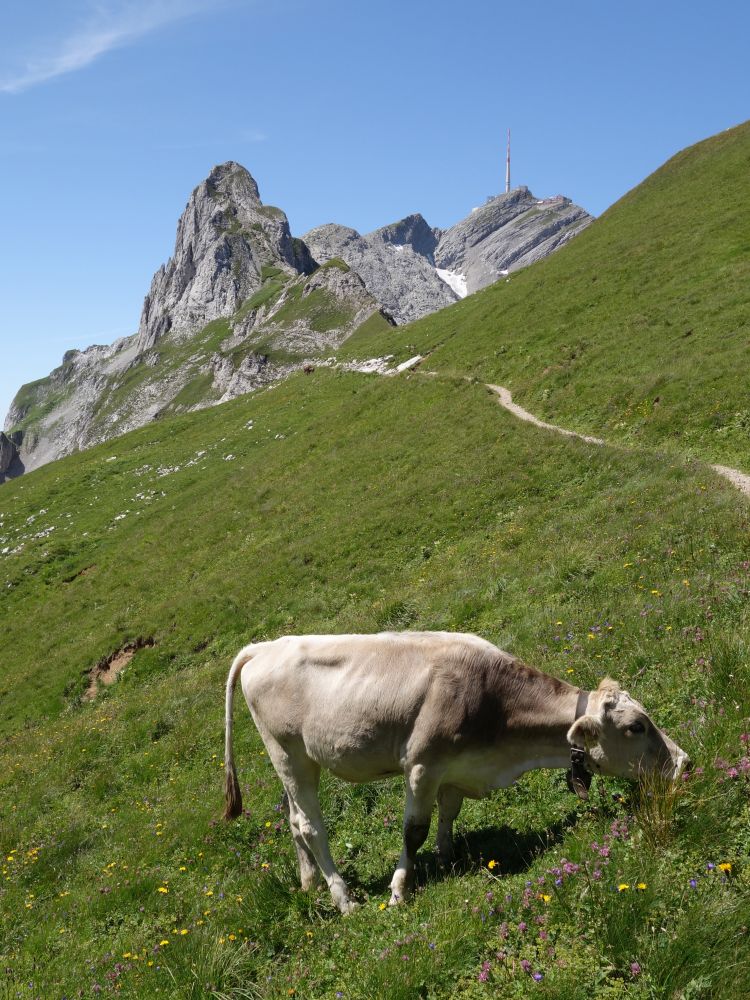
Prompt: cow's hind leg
<box><xmin>390</xmin><ymin>764</ymin><xmax>439</xmax><ymax>906</ymax></box>
<box><xmin>281</xmin><ymin>790</ymin><xmax>321</xmax><ymax>890</ymax></box>
<box><xmin>436</xmin><ymin>784</ymin><xmax>464</xmax><ymax>864</ymax></box>
<box><xmin>266</xmin><ymin>738</ymin><xmax>355</xmax><ymax>914</ymax></box>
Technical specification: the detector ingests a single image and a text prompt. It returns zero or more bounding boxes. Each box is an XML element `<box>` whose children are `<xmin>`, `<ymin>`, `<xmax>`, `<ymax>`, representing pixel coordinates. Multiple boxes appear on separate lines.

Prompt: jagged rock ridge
<box><xmin>303</xmin><ymin>187</ymin><xmax>592</xmax><ymax>318</ymax></box>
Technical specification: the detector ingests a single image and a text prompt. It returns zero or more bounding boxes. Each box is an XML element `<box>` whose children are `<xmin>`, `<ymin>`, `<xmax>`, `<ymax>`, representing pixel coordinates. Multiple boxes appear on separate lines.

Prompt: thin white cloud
<box><xmin>0</xmin><ymin>1</ymin><xmax>218</xmax><ymax>94</ymax></box>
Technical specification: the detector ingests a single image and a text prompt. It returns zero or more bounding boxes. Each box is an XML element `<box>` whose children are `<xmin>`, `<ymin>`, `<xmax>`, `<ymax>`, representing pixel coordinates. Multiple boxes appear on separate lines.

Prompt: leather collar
<box><xmin>566</xmin><ymin>690</ymin><xmax>592</xmax><ymax>800</ymax></box>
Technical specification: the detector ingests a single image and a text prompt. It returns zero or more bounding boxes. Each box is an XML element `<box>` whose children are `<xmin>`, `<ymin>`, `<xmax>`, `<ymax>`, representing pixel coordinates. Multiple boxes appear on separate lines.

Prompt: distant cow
<box><xmin>223</xmin><ymin>631</ymin><xmax>688</xmax><ymax>914</ymax></box>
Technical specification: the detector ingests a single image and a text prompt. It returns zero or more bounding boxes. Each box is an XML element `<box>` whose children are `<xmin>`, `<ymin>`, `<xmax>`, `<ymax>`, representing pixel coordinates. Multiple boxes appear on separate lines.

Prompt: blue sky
<box><xmin>1</xmin><ymin>0</ymin><xmax>749</xmax><ymax>420</ymax></box>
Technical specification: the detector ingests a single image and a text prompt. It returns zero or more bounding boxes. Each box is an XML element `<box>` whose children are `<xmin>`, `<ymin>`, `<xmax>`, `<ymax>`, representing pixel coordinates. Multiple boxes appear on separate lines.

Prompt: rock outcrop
<box><xmin>0</xmin><ymin>431</ymin><xmax>21</xmax><ymax>482</ymax></box>
<box><xmin>4</xmin><ymin>163</ymin><xmax>592</xmax><ymax>479</ymax></box>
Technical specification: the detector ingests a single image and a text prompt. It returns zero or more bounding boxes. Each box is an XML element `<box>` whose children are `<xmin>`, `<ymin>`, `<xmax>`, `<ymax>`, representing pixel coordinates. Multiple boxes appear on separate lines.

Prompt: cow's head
<box><xmin>567</xmin><ymin>679</ymin><xmax>689</xmax><ymax>781</ymax></box>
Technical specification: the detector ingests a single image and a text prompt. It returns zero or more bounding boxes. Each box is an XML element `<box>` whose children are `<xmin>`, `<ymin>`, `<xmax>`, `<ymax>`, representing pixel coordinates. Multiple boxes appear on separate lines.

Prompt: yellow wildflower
<box><xmin>487</xmin><ymin>859</ymin><xmax>498</xmax><ymax>870</ymax></box>
<box><xmin>636</xmin><ymin>883</ymin><xmax>647</xmax><ymax>890</ymax></box>
<box><xmin>617</xmin><ymin>883</ymin><xmax>630</xmax><ymax>892</ymax></box>
<box><xmin>718</xmin><ymin>862</ymin><xmax>732</xmax><ymax>872</ymax></box>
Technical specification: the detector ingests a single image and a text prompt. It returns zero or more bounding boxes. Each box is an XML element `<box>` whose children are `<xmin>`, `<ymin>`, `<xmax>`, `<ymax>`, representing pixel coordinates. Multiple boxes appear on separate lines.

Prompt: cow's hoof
<box><xmin>340</xmin><ymin>898</ymin><xmax>358</xmax><ymax>916</ymax></box>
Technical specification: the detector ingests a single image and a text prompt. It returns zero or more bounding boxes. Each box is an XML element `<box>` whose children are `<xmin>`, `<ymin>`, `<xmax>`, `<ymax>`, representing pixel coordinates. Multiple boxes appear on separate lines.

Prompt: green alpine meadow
<box><xmin>2</xmin><ymin>122</ymin><xmax>750</xmax><ymax>999</ymax></box>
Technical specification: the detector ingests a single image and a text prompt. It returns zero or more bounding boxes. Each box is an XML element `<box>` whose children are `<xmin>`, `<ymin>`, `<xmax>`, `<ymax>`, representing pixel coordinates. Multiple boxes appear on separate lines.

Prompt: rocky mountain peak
<box><xmin>372</xmin><ymin>213</ymin><xmax>440</xmax><ymax>262</ymax></box>
<box><xmin>206</xmin><ymin>161</ymin><xmax>261</xmax><ymax>197</ymax></box>
<box><xmin>434</xmin><ymin>186</ymin><xmax>592</xmax><ymax>293</ymax></box>
<box><xmin>136</xmin><ymin>163</ymin><xmax>312</xmax><ymax>354</ymax></box>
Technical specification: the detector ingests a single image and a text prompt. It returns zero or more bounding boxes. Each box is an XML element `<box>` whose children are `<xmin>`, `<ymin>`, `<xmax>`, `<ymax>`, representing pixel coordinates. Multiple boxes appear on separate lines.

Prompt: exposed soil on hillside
<box><xmin>83</xmin><ymin>638</ymin><xmax>156</xmax><ymax>701</ymax></box>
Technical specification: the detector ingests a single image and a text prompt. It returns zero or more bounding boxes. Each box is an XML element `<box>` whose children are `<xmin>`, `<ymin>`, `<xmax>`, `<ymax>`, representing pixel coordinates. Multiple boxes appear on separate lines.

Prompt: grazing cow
<box><xmin>223</xmin><ymin>631</ymin><xmax>688</xmax><ymax>914</ymax></box>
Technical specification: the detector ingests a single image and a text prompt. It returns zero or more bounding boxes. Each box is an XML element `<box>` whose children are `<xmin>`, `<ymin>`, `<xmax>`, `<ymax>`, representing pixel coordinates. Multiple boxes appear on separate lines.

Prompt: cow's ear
<box><xmin>567</xmin><ymin>714</ymin><xmax>602</xmax><ymax>748</ymax></box>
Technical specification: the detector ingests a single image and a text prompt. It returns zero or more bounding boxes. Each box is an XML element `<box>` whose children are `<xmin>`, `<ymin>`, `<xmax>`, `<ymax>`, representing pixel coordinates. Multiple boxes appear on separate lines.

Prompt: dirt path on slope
<box><xmin>485</xmin><ymin>383</ymin><xmax>750</xmax><ymax>499</ymax></box>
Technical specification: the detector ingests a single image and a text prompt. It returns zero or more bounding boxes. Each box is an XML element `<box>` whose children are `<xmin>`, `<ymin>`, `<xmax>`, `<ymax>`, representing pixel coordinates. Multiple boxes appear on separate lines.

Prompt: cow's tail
<box><xmin>223</xmin><ymin>645</ymin><xmax>254</xmax><ymax>821</ymax></box>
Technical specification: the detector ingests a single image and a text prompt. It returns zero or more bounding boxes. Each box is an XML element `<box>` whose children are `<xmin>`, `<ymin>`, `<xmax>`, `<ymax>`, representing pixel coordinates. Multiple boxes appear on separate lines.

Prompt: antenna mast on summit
<box><xmin>505</xmin><ymin>128</ymin><xmax>511</xmax><ymax>194</ymax></box>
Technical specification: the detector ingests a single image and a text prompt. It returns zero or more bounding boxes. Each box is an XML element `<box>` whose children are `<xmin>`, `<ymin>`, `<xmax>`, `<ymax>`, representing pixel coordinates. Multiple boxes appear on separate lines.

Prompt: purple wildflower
<box><xmin>630</xmin><ymin>962</ymin><xmax>641</xmax><ymax>976</ymax></box>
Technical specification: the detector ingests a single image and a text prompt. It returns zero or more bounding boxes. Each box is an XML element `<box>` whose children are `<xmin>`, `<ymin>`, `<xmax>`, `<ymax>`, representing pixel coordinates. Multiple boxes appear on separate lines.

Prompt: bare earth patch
<box><xmin>83</xmin><ymin>638</ymin><xmax>155</xmax><ymax>701</ymax></box>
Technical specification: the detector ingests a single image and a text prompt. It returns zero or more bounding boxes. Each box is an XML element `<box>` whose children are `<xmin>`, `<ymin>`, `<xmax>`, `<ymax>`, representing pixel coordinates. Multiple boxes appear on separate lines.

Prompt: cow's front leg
<box><xmin>436</xmin><ymin>784</ymin><xmax>464</xmax><ymax>864</ymax></box>
<box><xmin>390</xmin><ymin>764</ymin><xmax>438</xmax><ymax>906</ymax></box>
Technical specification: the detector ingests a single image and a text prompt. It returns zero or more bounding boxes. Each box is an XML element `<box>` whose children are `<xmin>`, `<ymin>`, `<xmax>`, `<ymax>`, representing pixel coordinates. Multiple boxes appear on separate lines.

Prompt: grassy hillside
<box><xmin>342</xmin><ymin>121</ymin><xmax>750</xmax><ymax>470</ymax></box>
<box><xmin>2</xmin><ymin>365</ymin><xmax>750</xmax><ymax>998</ymax></box>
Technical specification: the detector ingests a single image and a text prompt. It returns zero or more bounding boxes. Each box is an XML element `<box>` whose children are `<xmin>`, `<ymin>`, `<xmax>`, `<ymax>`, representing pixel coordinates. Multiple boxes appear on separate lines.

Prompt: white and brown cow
<box><xmin>223</xmin><ymin>631</ymin><xmax>688</xmax><ymax>913</ymax></box>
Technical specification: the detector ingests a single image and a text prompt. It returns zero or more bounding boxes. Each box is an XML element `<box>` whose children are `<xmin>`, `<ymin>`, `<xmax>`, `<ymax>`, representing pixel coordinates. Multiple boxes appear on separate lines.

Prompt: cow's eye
<box><xmin>626</xmin><ymin>721</ymin><xmax>646</xmax><ymax>735</ymax></box>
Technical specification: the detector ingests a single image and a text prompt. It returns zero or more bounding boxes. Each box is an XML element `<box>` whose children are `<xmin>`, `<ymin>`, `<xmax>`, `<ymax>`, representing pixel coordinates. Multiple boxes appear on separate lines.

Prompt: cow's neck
<box><xmin>500</xmin><ymin>675</ymin><xmax>587</xmax><ymax>780</ymax></box>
